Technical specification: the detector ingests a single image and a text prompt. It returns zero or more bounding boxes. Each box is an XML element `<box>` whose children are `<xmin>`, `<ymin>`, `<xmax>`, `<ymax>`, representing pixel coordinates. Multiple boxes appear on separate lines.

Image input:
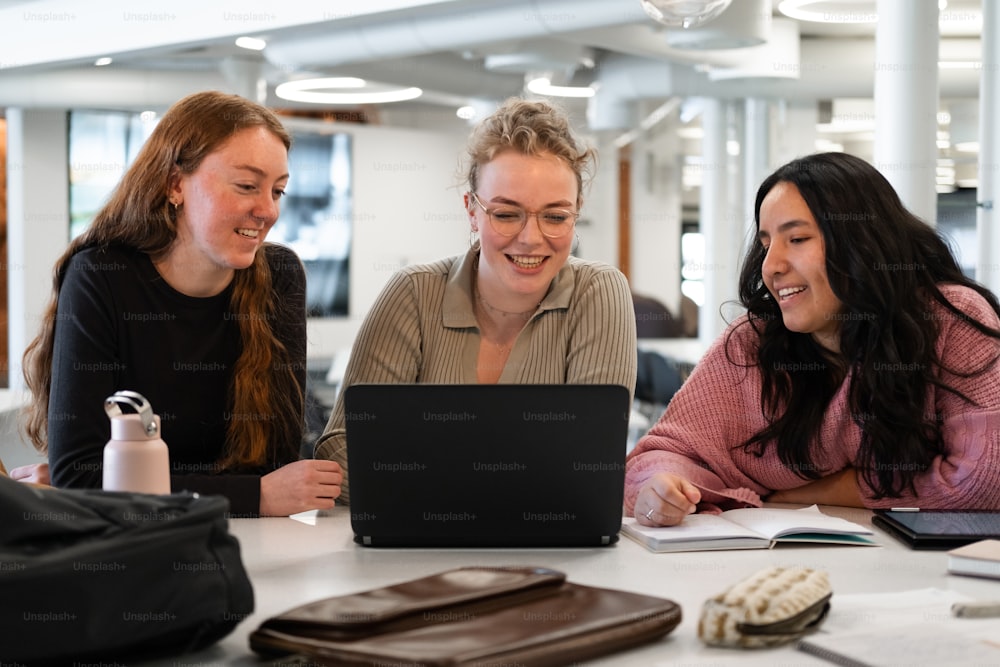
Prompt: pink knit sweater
<box><xmin>625</xmin><ymin>284</ymin><xmax>1000</xmax><ymax>514</ymax></box>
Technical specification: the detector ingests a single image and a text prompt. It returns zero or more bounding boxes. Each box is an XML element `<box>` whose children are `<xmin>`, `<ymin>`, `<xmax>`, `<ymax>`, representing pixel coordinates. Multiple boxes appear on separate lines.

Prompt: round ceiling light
<box><xmin>777</xmin><ymin>0</ymin><xmax>877</xmax><ymax>24</ymax></box>
<box><xmin>235</xmin><ymin>36</ymin><xmax>267</xmax><ymax>51</ymax></box>
<box><xmin>639</xmin><ymin>0</ymin><xmax>733</xmax><ymax>29</ymax></box>
<box><xmin>275</xmin><ymin>77</ymin><xmax>422</xmax><ymax>104</ymax></box>
<box><xmin>526</xmin><ymin>77</ymin><xmax>596</xmax><ymax>98</ymax></box>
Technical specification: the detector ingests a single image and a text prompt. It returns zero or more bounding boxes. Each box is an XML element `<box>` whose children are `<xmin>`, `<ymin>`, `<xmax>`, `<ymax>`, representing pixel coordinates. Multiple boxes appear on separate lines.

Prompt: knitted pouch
<box><xmin>697</xmin><ymin>566</ymin><xmax>832</xmax><ymax>648</ymax></box>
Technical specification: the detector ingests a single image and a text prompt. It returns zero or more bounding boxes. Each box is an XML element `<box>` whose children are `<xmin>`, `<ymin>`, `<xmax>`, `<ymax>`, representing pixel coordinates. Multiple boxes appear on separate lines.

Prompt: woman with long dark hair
<box><xmin>627</xmin><ymin>152</ymin><xmax>1000</xmax><ymax>526</ymax></box>
<box><xmin>19</xmin><ymin>91</ymin><xmax>341</xmax><ymax>516</ymax></box>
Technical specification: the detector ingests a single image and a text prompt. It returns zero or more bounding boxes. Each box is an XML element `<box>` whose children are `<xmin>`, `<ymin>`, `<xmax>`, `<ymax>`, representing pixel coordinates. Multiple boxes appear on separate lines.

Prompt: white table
<box><xmin>152</xmin><ymin>505</ymin><xmax>1000</xmax><ymax>666</ymax></box>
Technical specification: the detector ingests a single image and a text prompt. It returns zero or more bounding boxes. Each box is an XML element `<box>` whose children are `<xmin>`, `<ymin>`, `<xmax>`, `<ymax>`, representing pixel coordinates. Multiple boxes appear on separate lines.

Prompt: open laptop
<box><xmin>872</xmin><ymin>509</ymin><xmax>1000</xmax><ymax>549</ymax></box>
<box><xmin>343</xmin><ymin>384</ymin><xmax>631</xmax><ymax>548</ymax></box>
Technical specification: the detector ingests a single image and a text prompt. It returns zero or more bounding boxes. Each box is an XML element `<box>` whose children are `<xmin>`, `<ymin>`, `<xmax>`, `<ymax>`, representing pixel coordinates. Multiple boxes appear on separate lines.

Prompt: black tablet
<box><xmin>872</xmin><ymin>510</ymin><xmax>1000</xmax><ymax>549</ymax></box>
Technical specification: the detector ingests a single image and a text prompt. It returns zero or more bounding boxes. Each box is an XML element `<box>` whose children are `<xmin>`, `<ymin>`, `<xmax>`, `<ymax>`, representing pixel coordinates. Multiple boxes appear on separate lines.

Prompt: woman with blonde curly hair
<box><xmin>19</xmin><ymin>90</ymin><xmax>341</xmax><ymax>516</ymax></box>
<box><xmin>315</xmin><ymin>98</ymin><xmax>637</xmax><ymax>503</ymax></box>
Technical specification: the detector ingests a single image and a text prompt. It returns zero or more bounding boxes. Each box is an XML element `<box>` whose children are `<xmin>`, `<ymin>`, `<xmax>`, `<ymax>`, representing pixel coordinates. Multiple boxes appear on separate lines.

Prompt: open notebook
<box><xmin>343</xmin><ymin>383</ymin><xmax>631</xmax><ymax>547</ymax></box>
<box><xmin>622</xmin><ymin>505</ymin><xmax>878</xmax><ymax>552</ymax></box>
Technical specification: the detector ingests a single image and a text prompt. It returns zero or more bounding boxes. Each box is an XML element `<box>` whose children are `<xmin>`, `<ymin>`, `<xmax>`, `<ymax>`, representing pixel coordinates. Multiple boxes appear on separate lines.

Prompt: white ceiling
<box><xmin>0</xmin><ymin>0</ymin><xmax>987</xmax><ymax>186</ymax></box>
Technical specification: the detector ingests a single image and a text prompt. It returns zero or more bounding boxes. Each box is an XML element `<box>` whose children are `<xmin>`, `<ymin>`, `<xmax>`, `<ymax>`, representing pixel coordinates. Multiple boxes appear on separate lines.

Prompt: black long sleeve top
<box><xmin>47</xmin><ymin>243</ymin><xmax>307</xmax><ymax>516</ymax></box>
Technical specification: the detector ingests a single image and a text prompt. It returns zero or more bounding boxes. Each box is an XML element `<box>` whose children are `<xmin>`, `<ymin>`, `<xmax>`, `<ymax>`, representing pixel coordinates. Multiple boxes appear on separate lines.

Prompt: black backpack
<box><xmin>0</xmin><ymin>477</ymin><xmax>254</xmax><ymax>664</ymax></box>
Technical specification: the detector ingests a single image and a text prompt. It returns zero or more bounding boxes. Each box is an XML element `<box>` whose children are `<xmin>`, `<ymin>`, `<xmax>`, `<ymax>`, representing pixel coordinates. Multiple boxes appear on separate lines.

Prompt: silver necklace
<box><xmin>475</xmin><ymin>288</ymin><xmax>537</xmax><ymax>320</ymax></box>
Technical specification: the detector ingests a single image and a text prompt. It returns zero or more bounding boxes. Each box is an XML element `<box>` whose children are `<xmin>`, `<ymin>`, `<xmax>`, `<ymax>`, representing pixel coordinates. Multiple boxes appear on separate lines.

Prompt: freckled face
<box><xmin>758</xmin><ymin>181</ymin><xmax>845</xmax><ymax>352</ymax></box>
<box><xmin>170</xmin><ymin>126</ymin><xmax>289</xmax><ymax>273</ymax></box>
<box><xmin>467</xmin><ymin>151</ymin><xmax>578</xmax><ymax>307</ymax></box>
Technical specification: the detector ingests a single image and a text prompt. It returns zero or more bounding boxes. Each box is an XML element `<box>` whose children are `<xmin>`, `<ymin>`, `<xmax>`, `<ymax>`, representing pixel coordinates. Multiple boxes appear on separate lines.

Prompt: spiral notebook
<box><xmin>343</xmin><ymin>383</ymin><xmax>631</xmax><ymax>548</ymax></box>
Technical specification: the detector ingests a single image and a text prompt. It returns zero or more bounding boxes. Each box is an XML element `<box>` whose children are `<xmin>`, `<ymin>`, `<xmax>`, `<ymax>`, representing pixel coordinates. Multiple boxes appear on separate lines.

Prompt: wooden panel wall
<box><xmin>617</xmin><ymin>145</ymin><xmax>631</xmax><ymax>282</ymax></box>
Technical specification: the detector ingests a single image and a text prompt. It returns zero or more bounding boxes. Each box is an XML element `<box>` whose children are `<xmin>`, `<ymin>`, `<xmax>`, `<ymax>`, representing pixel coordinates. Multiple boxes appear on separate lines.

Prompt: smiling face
<box><xmin>467</xmin><ymin>150</ymin><xmax>578</xmax><ymax>310</ymax></box>
<box><xmin>166</xmin><ymin>126</ymin><xmax>289</xmax><ymax>293</ymax></box>
<box><xmin>758</xmin><ymin>181</ymin><xmax>845</xmax><ymax>352</ymax></box>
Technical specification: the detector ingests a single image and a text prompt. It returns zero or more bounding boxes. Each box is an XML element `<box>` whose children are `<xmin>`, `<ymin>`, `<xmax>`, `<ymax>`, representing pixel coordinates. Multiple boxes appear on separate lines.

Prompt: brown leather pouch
<box><xmin>249</xmin><ymin>566</ymin><xmax>682</xmax><ymax>666</ymax></box>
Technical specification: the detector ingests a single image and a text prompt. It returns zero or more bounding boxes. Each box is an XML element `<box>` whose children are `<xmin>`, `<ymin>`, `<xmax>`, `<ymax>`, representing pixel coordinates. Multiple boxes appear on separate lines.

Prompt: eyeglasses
<box><xmin>470</xmin><ymin>192</ymin><xmax>578</xmax><ymax>239</ymax></box>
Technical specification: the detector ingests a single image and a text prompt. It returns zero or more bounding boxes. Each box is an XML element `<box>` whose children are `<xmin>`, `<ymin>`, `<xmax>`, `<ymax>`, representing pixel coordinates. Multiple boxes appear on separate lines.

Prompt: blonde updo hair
<box><xmin>464</xmin><ymin>98</ymin><xmax>596</xmax><ymax>208</ymax></box>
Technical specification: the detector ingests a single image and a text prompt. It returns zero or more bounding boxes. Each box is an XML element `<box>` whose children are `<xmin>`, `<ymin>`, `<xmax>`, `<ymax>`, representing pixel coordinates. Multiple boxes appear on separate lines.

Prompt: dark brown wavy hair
<box><xmin>22</xmin><ymin>90</ymin><xmax>302</xmax><ymax>470</ymax></box>
<box><xmin>735</xmin><ymin>151</ymin><xmax>1000</xmax><ymax>498</ymax></box>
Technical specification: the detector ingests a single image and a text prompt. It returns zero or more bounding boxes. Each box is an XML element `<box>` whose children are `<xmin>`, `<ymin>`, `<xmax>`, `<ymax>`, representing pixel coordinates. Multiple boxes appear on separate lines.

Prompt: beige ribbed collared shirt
<box><xmin>315</xmin><ymin>246</ymin><xmax>638</xmax><ymax>504</ymax></box>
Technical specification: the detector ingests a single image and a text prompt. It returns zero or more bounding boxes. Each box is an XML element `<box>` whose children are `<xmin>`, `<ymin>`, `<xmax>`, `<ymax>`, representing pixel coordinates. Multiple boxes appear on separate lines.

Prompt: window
<box><xmin>680</xmin><ymin>223</ymin><xmax>705</xmax><ymax>307</ymax></box>
<box><xmin>68</xmin><ymin>110</ymin><xmax>156</xmax><ymax>239</ymax></box>
<box><xmin>268</xmin><ymin>129</ymin><xmax>352</xmax><ymax>317</ymax></box>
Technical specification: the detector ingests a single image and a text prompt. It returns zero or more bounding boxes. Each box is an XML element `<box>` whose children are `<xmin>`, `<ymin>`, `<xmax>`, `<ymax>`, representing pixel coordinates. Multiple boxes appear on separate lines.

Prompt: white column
<box><xmin>6</xmin><ymin>109</ymin><xmax>69</xmax><ymax>390</ymax></box>
<box><xmin>698</xmin><ymin>98</ymin><xmax>739</xmax><ymax>346</ymax></box>
<box><xmin>978</xmin><ymin>0</ymin><xmax>1000</xmax><ymax>292</ymax></box>
<box><xmin>772</xmin><ymin>100</ymin><xmax>818</xmax><ymax>168</ymax></box>
<box><xmin>744</xmin><ymin>98</ymin><xmax>771</xmax><ymax>228</ymax></box>
<box><xmin>698</xmin><ymin>98</ymin><xmax>726</xmax><ymax>345</ymax></box>
<box><xmin>726</xmin><ymin>101</ymin><xmax>746</xmax><ymax>321</ymax></box>
<box><xmin>873</xmin><ymin>0</ymin><xmax>939</xmax><ymax>223</ymax></box>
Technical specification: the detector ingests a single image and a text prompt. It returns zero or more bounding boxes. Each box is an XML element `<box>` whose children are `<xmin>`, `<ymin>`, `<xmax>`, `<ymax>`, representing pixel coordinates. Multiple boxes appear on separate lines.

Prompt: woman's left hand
<box><xmin>767</xmin><ymin>467</ymin><xmax>864</xmax><ymax>507</ymax></box>
<box><xmin>259</xmin><ymin>459</ymin><xmax>342</xmax><ymax>516</ymax></box>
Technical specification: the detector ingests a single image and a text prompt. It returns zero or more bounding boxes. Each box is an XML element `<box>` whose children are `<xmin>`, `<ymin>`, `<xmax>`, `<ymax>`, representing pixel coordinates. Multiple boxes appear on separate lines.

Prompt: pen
<box><xmin>890</xmin><ymin>507</ymin><xmax>920</xmax><ymax>512</ymax></box>
<box><xmin>951</xmin><ymin>601</ymin><xmax>1000</xmax><ymax>619</ymax></box>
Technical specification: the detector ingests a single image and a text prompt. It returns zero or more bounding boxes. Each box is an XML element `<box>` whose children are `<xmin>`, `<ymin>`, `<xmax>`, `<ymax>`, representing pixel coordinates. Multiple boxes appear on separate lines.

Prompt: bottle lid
<box><xmin>104</xmin><ymin>390</ymin><xmax>158</xmax><ymax>437</ymax></box>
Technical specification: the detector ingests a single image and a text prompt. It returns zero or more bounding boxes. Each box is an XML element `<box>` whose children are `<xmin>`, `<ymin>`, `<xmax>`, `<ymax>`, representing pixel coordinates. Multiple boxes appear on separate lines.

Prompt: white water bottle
<box><xmin>102</xmin><ymin>390</ymin><xmax>171</xmax><ymax>494</ymax></box>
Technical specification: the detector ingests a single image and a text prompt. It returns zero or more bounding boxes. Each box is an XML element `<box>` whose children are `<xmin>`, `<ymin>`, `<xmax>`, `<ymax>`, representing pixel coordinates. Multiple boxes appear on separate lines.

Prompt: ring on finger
<box><xmin>645</xmin><ymin>507</ymin><xmax>655</xmax><ymax>520</ymax></box>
